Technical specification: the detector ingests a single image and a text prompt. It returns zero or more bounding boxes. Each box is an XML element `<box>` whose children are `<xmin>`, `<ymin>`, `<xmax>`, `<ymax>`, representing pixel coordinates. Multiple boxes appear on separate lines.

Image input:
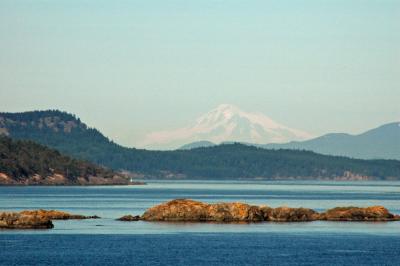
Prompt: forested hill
<box><xmin>1</xmin><ymin>110</ymin><xmax>400</xmax><ymax>180</ymax></box>
<box><xmin>0</xmin><ymin>136</ymin><xmax>131</xmax><ymax>185</ymax></box>
<box><xmin>0</xmin><ymin>110</ymin><xmax>123</xmax><ymax>159</ymax></box>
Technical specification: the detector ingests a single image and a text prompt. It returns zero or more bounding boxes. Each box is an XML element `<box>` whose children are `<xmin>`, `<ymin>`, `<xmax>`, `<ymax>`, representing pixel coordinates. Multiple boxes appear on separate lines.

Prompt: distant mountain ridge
<box><xmin>262</xmin><ymin>122</ymin><xmax>400</xmax><ymax>160</ymax></box>
<box><xmin>139</xmin><ymin>104</ymin><xmax>312</xmax><ymax>150</ymax></box>
<box><xmin>181</xmin><ymin>122</ymin><xmax>400</xmax><ymax>160</ymax></box>
<box><xmin>1</xmin><ymin>110</ymin><xmax>400</xmax><ymax>180</ymax></box>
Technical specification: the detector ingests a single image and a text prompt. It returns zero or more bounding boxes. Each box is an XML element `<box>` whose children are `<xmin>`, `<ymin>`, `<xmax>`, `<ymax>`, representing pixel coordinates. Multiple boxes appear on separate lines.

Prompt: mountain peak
<box><xmin>214</xmin><ymin>103</ymin><xmax>241</xmax><ymax>113</ymax></box>
<box><xmin>196</xmin><ymin>104</ymin><xmax>243</xmax><ymax>126</ymax></box>
<box><xmin>138</xmin><ymin>104</ymin><xmax>313</xmax><ymax>150</ymax></box>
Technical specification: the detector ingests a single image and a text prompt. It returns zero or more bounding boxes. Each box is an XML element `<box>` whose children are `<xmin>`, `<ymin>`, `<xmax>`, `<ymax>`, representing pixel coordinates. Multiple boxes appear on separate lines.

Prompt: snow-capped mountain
<box><xmin>138</xmin><ymin>104</ymin><xmax>313</xmax><ymax>150</ymax></box>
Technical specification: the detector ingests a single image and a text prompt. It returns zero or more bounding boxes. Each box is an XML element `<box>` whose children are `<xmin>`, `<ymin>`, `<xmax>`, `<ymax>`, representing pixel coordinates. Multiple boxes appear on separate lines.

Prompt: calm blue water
<box><xmin>1</xmin><ymin>180</ymin><xmax>400</xmax><ymax>265</ymax></box>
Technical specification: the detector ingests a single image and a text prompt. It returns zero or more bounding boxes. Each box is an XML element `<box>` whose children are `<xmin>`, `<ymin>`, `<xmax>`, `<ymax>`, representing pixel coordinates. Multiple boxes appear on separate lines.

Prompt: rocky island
<box><xmin>0</xmin><ymin>212</ymin><xmax>54</xmax><ymax>229</ymax></box>
<box><xmin>0</xmin><ymin>210</ymin><xmax>100</xmax><ymax>229</ymax></box>
<box><xmin>140</xmin><ymin>199</ymin><xmax>400</xmax><ymax>222</ymax></box>
<box><xmin>2</xmin><ymin>200</ymin><xmax>399</xmax><ymax>229</ymax></box>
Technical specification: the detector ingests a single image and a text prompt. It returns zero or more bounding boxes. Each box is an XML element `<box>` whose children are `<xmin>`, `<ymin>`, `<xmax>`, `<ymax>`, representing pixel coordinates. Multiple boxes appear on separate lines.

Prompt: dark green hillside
<box><xmin>0</xmin><ymin>110</ymin><xmax>122</xmax><ymax>162</ymax></box>
<box><xmin>1</xmin><ymin>110</ymin><xmax>400</xmax><ymax>180</ymax></box>
<box><xmin>0</xmin><ymin>136</ymin><xmax>129</xmax><ymax>185</ymax></box>
<box><xmin>125</xmin><ymin>144</ymin><xmax>400</xmax><ymax>179</ymax></box>
<box><xmin>0</xmin><ymin>110</ymin><xmax>142</xmax><ymax>171</ymax></box>
<box><xmin>164</xmin><ymin>144</ymin><xmax>400</xmax><ymax>179</ymax></box>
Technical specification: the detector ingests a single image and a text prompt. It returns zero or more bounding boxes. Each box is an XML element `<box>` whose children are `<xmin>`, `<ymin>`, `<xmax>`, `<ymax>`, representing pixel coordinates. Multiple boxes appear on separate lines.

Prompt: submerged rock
<box><xmin>141</xmin><ymin>199</ymin><xmax>400</xmax><ymax>223</ymax></box>
<box><xmin>0</xmin><ymin>212</ymin><xmax>53</xmax><ymax>229</ymax></box>
<box><xmin>117</xmin><ymin>215</ymin><xmax>141</xmax><ymax>221</ymax></box>
<box><xmin>20</xmin><ymin>210</ymin><xmax>100</xmax><ymax>220</ymax></box>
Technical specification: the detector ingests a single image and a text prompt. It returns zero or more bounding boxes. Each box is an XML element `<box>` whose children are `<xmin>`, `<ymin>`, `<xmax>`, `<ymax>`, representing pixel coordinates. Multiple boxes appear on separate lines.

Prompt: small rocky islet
<box><xmin>0</xmin><ymin>209</ymin><xmax>99</xmax><ymax>229</ymax></box>
<box><xmin>0</xmin><ymin>212</ymin><xmax>54</xmax><ymax>229</ymax></box>
<box><xmin>1</xmin><ymin>199</ymin><xmax>399</xmax><ymax>229</ymax></box>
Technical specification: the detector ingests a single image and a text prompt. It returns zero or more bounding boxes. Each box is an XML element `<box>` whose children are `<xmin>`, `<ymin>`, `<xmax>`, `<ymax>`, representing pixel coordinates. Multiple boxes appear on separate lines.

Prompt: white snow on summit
<box><xmin>138</xmin><ymin>104</ymin><xmax>313</xmax><ymax>150</ymax></box>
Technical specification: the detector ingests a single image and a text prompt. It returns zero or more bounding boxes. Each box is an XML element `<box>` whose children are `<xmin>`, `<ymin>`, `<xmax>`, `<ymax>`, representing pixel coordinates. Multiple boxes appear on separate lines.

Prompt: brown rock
<box><xmin>141</xmin><ymin>199</ymin><xmax>400</xmax><ymax>223</ymax></box>
<box><xmin>142</xmin><ymin>199</ymin><xmax>208</xmax><ymax>221</ymax></box>
<box><xmin>0</xmin><ymin>212</ymin><xmax>53</xmax><ymax>229</ymax></box>
<box><xmin>319</xmin><ymin>206</ymin><xmax>400</xmax><ymax>221</ymax></box>
<box><xmin>206</xmin><ymin>202</ymin><xmax>264</xmax><ymax>222</ymax></box>
<box><xmin>142</xmin><ymin>199</ymin><xmax>264</xmax><ymax>222</ymax></box>
<box><xmin>0</xmin><ymin>173</ymin><xmax>14</xmax><ymax>185</ymax></box>
<box><xmin>261</xmin><ymin>206</ymin><xmax>318</xmax><ymax>222</ymax></box>
<box><xmin>20</xmin><ymin>209</ymin><xmax>100</xmax><ymax>220</ymax></box>
<box><xmin>117</xmin><ymin>215</ymin><xmax>141</xmax><ymax>221</ymax></box>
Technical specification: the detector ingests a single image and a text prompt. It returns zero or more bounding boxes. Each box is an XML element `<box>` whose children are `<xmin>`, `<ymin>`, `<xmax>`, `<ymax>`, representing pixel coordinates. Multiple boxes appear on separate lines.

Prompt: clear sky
<box><xmin>0</xmin><ymin>0</ymin><xmax>399</xmax><ymax>147</ymax></box>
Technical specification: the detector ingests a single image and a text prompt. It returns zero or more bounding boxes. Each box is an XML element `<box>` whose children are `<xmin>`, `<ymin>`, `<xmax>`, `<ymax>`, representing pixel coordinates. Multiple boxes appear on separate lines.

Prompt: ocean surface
<box><xmin>1</xmin><ymin>180</ymin><xmax>400</xmax><ymax>265</ymax></box>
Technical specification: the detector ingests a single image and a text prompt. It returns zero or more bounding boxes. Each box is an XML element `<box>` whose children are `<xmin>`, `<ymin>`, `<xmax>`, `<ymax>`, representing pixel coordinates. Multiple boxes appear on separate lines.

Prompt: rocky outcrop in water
<box><xmin>0</xmin><ymin>209</ymin><xmax>100</xmax><ymax>229</ymax></box>
<box><xmin>142</xmin><ymin>199</ymin><xmax>264</xmax><ymax>222</ymax></box>
<box><xmin>141</xmin><ymin>199</ymin><xmax>400</xmax><ymax>222</ymax></box>
<box><xmin>0</xmin><ymin>212</ymin><xmax>54</xmax><ymax>229</ymax></box>
<box><xmin>20</xmin><ymin>210</ymin><xmax>100</xmax><ymax>220</ymax></box>
<box><xmin>117</xmin><ymin>215</ymin><xmax>141</xmax><ymax>221</ymax></box>
<box><xmin>3</xmin><ymin>201</ymin><xmax>399</xmax><ymax>229</ymax></box>
<box><xmin>261</xmin><ymin>206</ymin><xmax>319</xmax><ymax>222</ymax></box>
<box><xmin>319</xmin><ymin>206</ymin><xmax>399</xmax><ymax>221</ymax></box>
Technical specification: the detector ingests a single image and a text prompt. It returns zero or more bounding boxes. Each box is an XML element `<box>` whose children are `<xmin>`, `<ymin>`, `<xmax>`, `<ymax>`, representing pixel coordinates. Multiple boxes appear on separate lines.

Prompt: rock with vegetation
<box><xmin>260</xmin><ymin>206</ymin><xmax>319</xmax><ymax>222</ymax></box>
<box><xmin>142</xmin><ymin>199</ymin><xmax>207</xmax><ymax>221</ymax></box>
<box><xmin>207</xmin><ymin>202</ymin><xmax>264</xmax><ymax>222</ymax></box>
<box><xmin>319</xmin><ymin>206</ymin><xmax>400</xmax><ymax>221</ymax></box>
<box><xmin>142</xmin><ymin>199</ymin><xmax>265</xmax><ymax>222</ymax></box>
<box><xmin>142</xmin><ymin>199</ymin><xmax>264</xmax><ymax>222</ymax></box>
<box><xmin>141</xmin><ymin>199</ymin><xmax>400</xmax><ymax>223</ymax></box>
<box><xmin>0</xmin><ymin>209</ymin><xmax>99</xmax><ymax>229</ymax></box>
<box><xmin>0</xmin><ymin>212</ymin><xmax>54</xmax><ymax>229</ymax></box>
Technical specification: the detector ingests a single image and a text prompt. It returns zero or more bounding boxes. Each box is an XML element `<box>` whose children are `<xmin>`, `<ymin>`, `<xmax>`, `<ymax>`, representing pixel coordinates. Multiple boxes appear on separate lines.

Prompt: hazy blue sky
<box><xmin>1</xmin><ymin>0</ymin><xmax>399</xmax><ymax>146</ymax></box>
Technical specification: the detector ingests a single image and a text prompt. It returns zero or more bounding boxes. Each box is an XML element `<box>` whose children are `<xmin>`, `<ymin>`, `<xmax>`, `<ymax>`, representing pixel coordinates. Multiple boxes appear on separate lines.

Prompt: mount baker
<box><xmin>138</xmin><ymin>104</ymin><xmax>313</xmax><ymax>150</ymax></box>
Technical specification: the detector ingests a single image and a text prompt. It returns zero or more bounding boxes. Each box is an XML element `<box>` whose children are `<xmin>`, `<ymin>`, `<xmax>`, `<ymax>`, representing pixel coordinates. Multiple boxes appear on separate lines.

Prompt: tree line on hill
<box><xmin>0</xmin><ymin>136</ymin><xmax>117</xmax><ymax>182</ymax></box>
